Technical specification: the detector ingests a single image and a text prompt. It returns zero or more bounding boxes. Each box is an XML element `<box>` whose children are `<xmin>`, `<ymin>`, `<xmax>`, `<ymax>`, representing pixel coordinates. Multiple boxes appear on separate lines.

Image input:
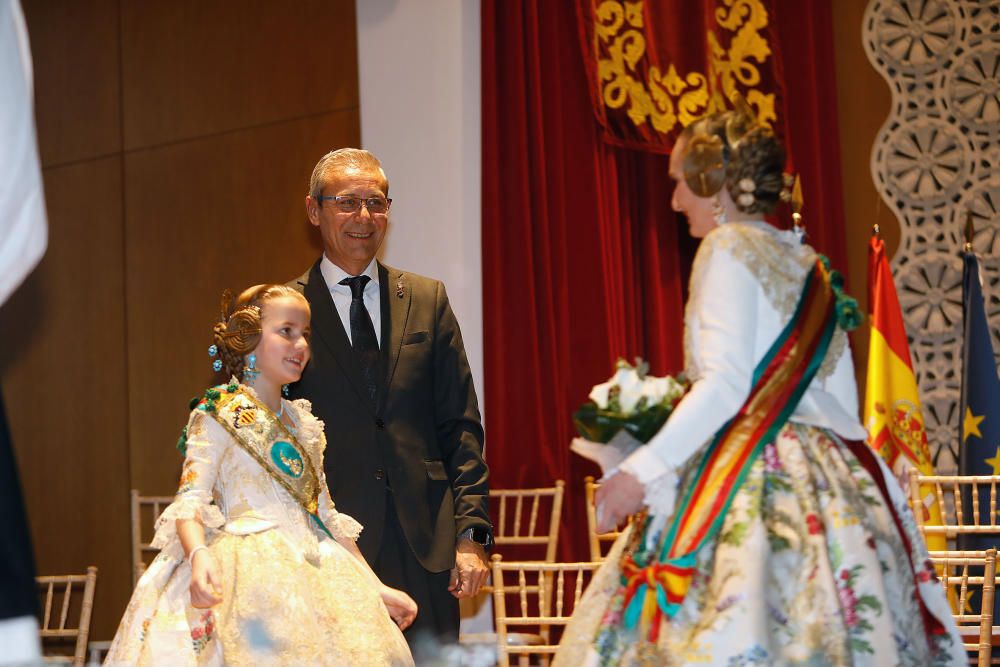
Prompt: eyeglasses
<box><xmin>316</xmin><ymin>195</ymin><xmax>392</xmax><ymax>215</ymax></box>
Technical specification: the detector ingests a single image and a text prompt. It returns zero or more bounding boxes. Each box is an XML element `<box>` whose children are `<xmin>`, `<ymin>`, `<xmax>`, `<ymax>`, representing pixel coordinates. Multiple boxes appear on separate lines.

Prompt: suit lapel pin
<box><xmin>396</xmin><ymin>279</ymin><xmax>405</xmax><ymax>299</ymax></box>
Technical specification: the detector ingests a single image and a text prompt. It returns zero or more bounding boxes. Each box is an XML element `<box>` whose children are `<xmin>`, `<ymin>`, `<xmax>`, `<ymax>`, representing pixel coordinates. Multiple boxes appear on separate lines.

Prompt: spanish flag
<box><xmin>864</xmin><ymin>234</ymin><xmax>945</xmax><ymax>551</ymax></box>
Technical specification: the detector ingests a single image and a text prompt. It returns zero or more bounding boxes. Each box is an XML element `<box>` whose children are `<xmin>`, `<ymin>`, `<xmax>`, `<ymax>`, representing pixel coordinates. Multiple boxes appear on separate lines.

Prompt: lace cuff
<box><xmin>640</xmin><ymin>467</ymin><xmax>680</xmax><ymax>522</ymax></box>
<box><xmin>621</xmin><ymin>452</ymin><xmax>680</xmax><ymax>515</ymax></box>
<box><xmin>320</xmin><ymin>509</ymin><xmax>363</xmax><ymax>542</ymax></box>
<box><xmin>150</xmin><ymin>494</ymin><xmax>226</xmax><ymax>550</ymax></box>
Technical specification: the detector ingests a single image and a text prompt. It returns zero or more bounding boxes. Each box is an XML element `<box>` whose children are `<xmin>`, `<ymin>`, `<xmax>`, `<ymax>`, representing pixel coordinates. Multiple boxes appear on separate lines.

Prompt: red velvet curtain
<box><xmin>771</xmin><ymin>1</ymin><xmax>850</xmax><ymax>285</ymax></box>
<box><xmin>482</xmin><ymin>0</ymin><xmax>848</xmax><ymax>561</ymax></box>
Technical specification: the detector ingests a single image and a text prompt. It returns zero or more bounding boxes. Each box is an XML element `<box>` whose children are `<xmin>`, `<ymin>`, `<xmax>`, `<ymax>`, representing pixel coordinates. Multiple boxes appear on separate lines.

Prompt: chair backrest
<box><xmin>929</xmin><ymin>548</ymin><xmax>996</xmax><ymax>666</ymax></box>
<box><xmin>490</xmin><ymin>555</ymin><xmax>601</xmax><ymax>667</ymax></box>
<box><xmin>909</xmin><ymin>472</ymin><xmax>1000</xmax><ymax>543</ymax></box>
<box><xmin>490</xmin><ymin>481</ymin><xmax>565</xmax><ymax>562</ymax></box>
<box><xmin>584</xmin><ymin>476</ymin><xmax>626</xmax><ymax>561</ymax></box>
<box><xmin>131</xmin><ymin>489</ymin><xmax>174</xmax><ymax>586</ymax></box>
<box><xmin>36</xmin><ymin>566</ymin><xmax>98</xmax><ymax>667</ymax></box>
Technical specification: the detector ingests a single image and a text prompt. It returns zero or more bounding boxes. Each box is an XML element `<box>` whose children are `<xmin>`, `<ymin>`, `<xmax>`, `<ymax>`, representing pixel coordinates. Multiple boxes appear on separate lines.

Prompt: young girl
<box><xmin>105</xmin><ymin>284</ymin><xmax>415</xmax><ymax>666</ymax></box>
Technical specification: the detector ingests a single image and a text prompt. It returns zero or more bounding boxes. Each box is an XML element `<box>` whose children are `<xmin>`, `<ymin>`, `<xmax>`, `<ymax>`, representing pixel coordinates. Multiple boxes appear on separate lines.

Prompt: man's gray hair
<box><xmin>309</xmin><ymin>148</ymin><xmax>389</xmax><ymax>199</ymax></box>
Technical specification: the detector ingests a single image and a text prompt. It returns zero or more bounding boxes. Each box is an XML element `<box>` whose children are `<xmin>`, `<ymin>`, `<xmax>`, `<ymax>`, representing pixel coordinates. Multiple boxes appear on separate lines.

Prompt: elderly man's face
<box><xmin>306</xmin><ymin>166</ymin><xmax>389</xmax><ymax>275</ymax></box>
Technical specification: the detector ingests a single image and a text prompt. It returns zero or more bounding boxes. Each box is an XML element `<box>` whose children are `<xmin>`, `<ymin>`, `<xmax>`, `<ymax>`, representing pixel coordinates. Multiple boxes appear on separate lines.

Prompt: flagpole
<box><xmin>959</xmin><ymin>210</ymin><xmax>973</xmax><ymax>475</ymax></box>
<box><xmin>964</xmin><ymin>209</ymin><xmax>974</xmax><ymax>253</ymax></box>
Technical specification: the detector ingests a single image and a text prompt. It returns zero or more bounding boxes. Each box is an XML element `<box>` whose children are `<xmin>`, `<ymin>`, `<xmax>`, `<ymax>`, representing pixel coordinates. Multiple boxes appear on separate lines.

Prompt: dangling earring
<box><xmin>711</xmin><ymin>196</ymin><xmax>728</xmax><ymax>226</ymax></box>
<box><xmin>282</xmin><ymin>384</ymin><xmax>290</xmax><ymax>397</ymax></box>
<box><xmin>243</xmin><ymin>353</ymin><xmax>260</xmax><ymax>385</ymax></box>
<box><xmin>209</xmin><ymin>345</ymin><xmax>222</xmax><ymax>373</ymax></box>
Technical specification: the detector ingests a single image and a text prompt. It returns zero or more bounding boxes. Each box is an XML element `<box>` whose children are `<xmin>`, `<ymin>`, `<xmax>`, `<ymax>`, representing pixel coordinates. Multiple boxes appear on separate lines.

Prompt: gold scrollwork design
<box><xmin>595</xmin><ymin>0</ymin><xmax>776</xmax><ymax>136</ymax></box>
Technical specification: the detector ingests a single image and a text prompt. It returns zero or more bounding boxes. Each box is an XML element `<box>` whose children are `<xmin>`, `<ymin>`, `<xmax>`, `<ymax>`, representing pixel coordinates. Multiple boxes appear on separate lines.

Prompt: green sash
<box><xmin>208</xmin><ymin>387</ymin><xmax>332</xmax><ymax>538</ymax></box>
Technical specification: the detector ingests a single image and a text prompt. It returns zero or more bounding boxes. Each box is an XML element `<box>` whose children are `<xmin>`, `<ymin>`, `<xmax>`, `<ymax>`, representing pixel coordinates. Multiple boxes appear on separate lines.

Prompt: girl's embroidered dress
<box><xmin>104</xmin><ymin>383</ymin><xmax>413</xmax><ymax>666</ymax></box>
<box><xmin>554</xmin><ymin>222</ymin><xmax>965</xmax><ymax>666</ymax></box>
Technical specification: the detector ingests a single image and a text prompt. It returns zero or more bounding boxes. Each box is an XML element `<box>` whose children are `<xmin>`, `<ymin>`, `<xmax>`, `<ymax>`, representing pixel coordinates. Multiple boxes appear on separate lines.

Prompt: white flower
<box><xmin>614</xmin><ymin>367</ymin><xmax>643</xmax><ymax>414</ymax></box>
<box><xmin>664</xmin><ymin>376</ymin><xmax>685</xmax><ymax>400</ymax></box>
<box><xmin>588</xmin><ymin>380</ymin><xmax>614</xmax><ymax>409</ymax></box>
<box><xmin>640</xmin><ymin>376</ymin><xmax>667</xmax><ymax>404</ymax></box>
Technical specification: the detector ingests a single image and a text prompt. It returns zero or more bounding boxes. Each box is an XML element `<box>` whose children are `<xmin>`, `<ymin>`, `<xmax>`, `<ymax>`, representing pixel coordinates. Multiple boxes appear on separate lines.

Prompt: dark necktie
<box><xmin>339</xmin><ymin>275</ymin><xmax>379</xmax><ymax>402</ymax></box>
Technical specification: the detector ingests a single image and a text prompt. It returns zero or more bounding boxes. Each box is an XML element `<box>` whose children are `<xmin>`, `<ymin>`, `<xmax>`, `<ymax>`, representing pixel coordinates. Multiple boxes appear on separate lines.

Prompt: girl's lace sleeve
<box><xmin>317</xmin><ymin>476</ymin><xmax>364</xmax><ymax>543</ymax></box>
<box><xmin>151</xmin><ymin>410</ymin><xmax>227</xmax><ymax>553</ymax></box>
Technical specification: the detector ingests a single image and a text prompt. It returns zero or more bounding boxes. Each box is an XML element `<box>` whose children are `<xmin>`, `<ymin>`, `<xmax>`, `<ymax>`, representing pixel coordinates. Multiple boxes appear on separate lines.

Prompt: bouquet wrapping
<box><xmin>571</xmin><ymin>359</ymin><xmax>686</xmax><ymax>474</ymax></box>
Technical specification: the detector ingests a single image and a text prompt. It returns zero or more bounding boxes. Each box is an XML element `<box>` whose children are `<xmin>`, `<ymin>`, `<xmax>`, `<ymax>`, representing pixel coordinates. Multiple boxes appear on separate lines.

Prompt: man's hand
<box><xmin>380</xmin><ymin>585</ymin><xmax>418</xmax><ymax>630</ymax></box>
<box><xmin>595</xmin><ymin>471</ymin><xmax>644</xmax><ymax>533</ymax></box>
<box><xmin>448</xmin><ymin>539</ymin><xmax>489</xmax><ymax>599</ymax></box>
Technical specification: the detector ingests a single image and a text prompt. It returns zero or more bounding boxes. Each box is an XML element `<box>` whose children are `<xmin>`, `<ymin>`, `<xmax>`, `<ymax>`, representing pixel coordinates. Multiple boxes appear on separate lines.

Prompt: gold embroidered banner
<box><xmin>576</xmin><ymin>0</ymin><xmax>789</xmax><ymax>153</ymax></box>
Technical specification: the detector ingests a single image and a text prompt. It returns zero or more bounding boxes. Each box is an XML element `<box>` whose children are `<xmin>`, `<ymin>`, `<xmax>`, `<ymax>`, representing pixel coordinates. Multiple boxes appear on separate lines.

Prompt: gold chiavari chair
<box><xmin>584</xmin><ymin>475</ymin><xmax>629</xmax><ymax>561</ymax></box>
<box><xmin>909</xmin><ymin>472</ymin><xmax>1000</xmax><ymax>545</ymax></box>
<box><xmin>37</xmin><ymin>566</ymin><xmax>98</xmax><ymax>666</ymax></box>
<box><xmin>929</xmin><ymin>548</ymin><xmax>996</xmax><ymax>666</ymax></box>
<box><xmin>459</xmin><ymin>482</ymin><xmax>566</xmax><ymax>661</ymax></box>
<box><xmin>131</xmin><ymin>489</ymin><xmax>174</xmax><ymax>586</ymax></box>
<box><xmin>491</xmin><ymin>555</ymin><xmax>601</xmax><ymax>667</ymax></box>
<box><xmin>491</xmin><ymin>481</ymin><xmax>565</xmax><ymax>562</ymax></box>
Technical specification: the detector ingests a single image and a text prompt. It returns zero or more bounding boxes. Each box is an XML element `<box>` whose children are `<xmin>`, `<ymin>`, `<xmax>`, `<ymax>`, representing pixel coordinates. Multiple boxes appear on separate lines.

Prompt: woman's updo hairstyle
<box><xmin>212</xmin><ymin>284</ymin><xmax>308</xmax><ymax>378</ymax></box>
<box><xmin>679</xmin><ymin>94</ymin><xmax>787</xmax><ymax>215</ymax></box>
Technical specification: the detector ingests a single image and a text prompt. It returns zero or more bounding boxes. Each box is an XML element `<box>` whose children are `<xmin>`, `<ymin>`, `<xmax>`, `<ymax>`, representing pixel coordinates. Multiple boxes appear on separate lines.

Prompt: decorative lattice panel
<box><xmin>864</xmin><ymin>0</ymin><xmax>1000</xmax><ymax>473</ymax></box>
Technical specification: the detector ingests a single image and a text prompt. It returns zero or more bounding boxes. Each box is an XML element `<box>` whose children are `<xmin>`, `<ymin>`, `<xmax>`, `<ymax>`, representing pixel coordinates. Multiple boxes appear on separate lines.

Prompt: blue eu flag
<box><xmin>958</xmin><ymin>249</ymin><xmax>1000</xmax><ymax>620</ymax></box>
<box><xmin>959</xmin><ymin>250</ymin><xmax>1000</xmax><ymax>481</ymax></box>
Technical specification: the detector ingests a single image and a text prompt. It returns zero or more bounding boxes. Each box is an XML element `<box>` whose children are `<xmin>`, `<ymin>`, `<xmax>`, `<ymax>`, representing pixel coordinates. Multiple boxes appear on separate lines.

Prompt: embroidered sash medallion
<box><xmin>209</xmin><ymin>387</ymin><xmax>331</xmax><ymax>537</ymax></box>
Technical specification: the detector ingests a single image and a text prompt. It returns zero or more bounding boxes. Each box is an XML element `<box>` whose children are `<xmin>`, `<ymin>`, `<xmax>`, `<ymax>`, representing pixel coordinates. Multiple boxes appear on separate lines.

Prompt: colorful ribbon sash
<box><xmin>209</xmin><ymin>387</ymin><xmax>332</xmax><ymax>539</ymax></box>
<box><xmin>621</xmin><ymin>257</ymin><xmax>851</xmax><ymax>640</ymax></box>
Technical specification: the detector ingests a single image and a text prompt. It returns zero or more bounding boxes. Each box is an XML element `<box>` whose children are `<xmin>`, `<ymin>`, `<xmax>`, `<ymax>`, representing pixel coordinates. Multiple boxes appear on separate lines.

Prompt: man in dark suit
<box><xmin>289</xmin><ymin>148</ymin><xmax>491</xmax><ymax>649</ymax></box>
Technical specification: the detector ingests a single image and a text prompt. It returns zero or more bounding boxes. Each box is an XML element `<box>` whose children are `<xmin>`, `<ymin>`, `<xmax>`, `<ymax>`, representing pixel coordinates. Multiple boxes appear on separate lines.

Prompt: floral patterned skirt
<box><xmin>554</xmin><ymin>423</ymin><xmax>965</xmax><ymax>667</ymax></box>
<box><xmin>104</xmin><ymin>528</ymin><xmax>413</xmax><ymax>666</ymax></box>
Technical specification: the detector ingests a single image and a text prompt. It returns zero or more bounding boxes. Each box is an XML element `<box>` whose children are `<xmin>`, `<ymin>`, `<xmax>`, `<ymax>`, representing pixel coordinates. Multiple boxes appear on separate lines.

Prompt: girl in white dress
<box><xmin>105</xmin><ymin>284</ymin><xmax>415</xmax><ymax>666</ymax></box>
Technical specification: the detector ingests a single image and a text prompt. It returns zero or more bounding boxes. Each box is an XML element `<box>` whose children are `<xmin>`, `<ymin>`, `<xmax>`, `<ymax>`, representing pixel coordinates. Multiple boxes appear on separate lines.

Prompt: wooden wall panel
<box><xmin>123</xmin><ymin>108</ymin><xmax>358</xmax><ymax>499</ymax></box>
<box><xmin>20</xmin><ymin>0</ymin><xmax>121</xmax><ymax>167</ymax></box>
<box><xmin>831</xmin><ymin>0</ymin><xmax>895</xmax><ymax>392</ymax></box>
<box><xmin>0</xmin><ymin>157</ymin><xmax>131</xmax><ymax>642</ymax></box>
<box><xmin>12</xmin><ymin>2</ymin><xmax>362</xmax><ymax>642</ymax></box>
<box><xmin>120</xmin><ymin>0</ymin><xmax>359</xmax><ymax>151</ymax></box>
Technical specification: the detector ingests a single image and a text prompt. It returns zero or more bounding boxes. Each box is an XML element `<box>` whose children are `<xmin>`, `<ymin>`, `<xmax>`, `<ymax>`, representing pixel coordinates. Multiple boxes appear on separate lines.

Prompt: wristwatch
<box><xmin>459</xmin><ymin>526</ymin><xmax>494</xmax><ymax>551</ymax></box>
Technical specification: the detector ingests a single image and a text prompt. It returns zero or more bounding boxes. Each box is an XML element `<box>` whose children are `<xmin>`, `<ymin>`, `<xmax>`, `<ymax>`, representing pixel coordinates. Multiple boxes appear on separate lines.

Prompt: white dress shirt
<box><xmin>319</xmin><ymin>255</ymin><xmax>382</xmax><ymax>347</ymax></box>
<box><xmin>621</xmin><ymin>221</ymin><xmax>867</xmax><ymax>494</ymax></box>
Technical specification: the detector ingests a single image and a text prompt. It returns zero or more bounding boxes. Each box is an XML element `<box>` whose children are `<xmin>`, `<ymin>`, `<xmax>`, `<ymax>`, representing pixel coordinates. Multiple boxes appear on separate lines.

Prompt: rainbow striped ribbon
<box><xmin>621</xmin><ymin>257</ymin><xmax>853</xmax><ymax>640</ymax></box>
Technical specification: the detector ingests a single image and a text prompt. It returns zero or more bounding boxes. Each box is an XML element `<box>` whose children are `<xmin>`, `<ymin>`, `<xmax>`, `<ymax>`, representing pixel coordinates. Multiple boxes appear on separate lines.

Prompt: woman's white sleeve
<box><xmin>620</xmin><ymin>247</ymin><xmax>759</xmax><ymax>487</ymax></box>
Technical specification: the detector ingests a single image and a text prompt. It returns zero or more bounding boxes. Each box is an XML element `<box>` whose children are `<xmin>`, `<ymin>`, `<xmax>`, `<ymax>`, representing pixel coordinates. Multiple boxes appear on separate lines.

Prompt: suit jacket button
<box><xmin>375</xmin><ymin>418</ymin><xmax>385</xmax><ymax>430</ymax></box>
<box><xmin>375</xmin><ymin>468</ymin><xmax>385</xmax><ymax>480</ymax></box>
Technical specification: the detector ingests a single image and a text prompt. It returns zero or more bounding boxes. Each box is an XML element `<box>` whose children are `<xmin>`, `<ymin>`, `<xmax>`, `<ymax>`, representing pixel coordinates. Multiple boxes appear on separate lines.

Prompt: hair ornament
<box><xmin>724</xmin><ymin>94</ymin><xmax>759</xmax><ymax>148</ymax></box>
<box><xmin>217</xmin><ymin>289</ymin><xmax>262</xmax><ymax>347</ymax></box>
<box><xmin>779</xmin><ymin>172</ymin><xmax>794</xmax><ymax>202</ymax></box>
<box><xmin>681</xmin><ymin>133</ymin><xmax>726</xmax><ymax>197</ymax></box>
<box><xmin>738</xmin><ymin>178</ymin><xmax>756</xmax><ymax>193</ymax></box>
<box><xmin>790</xmin><ymin>175</ymin><xmax>805</xmax><ymax>242</ymax></box>
<box><xmin>681</xmin><ymin>92</ymin><xmax>763</xmax><ymax>199</ymax></box>
<box><xmin>737</xmin><ymin>192</ymin><xmax>756</xmax><ymax>208</ymax></box>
